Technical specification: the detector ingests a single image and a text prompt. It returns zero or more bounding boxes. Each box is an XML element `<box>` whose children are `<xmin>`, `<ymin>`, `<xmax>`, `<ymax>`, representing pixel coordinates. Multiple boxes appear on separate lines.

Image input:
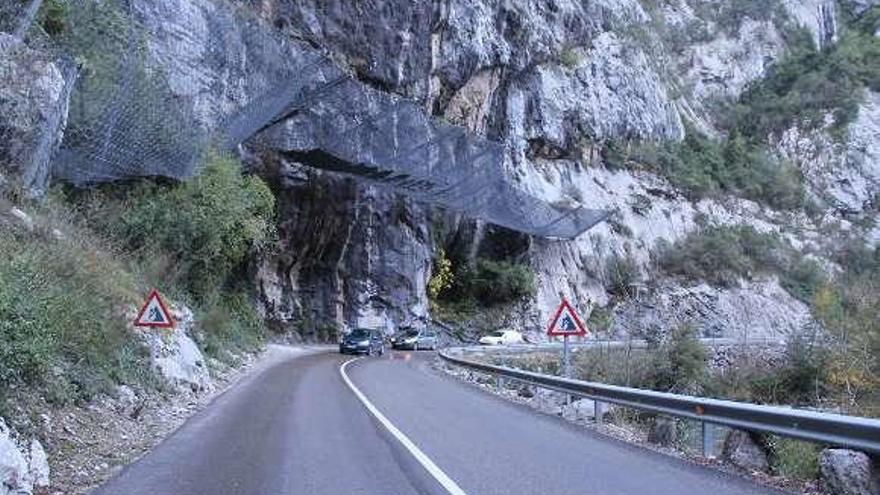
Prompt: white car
<box><xmin>478</xmin><ymin>330</ymin><xmax>524</xmax><ymax>346</ymax></box>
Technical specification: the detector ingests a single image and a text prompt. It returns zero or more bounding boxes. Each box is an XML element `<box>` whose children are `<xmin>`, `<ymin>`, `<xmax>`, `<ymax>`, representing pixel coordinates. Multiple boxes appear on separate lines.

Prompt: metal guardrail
<box><xmin>439</xmin><ymin>348</ymin><xmax>880</xmax><ymax>456</ymax></box>
<box><xmin>459</xmin><ymin>338</ymin><xmax>786</xmax><ymax>356</ymax></box>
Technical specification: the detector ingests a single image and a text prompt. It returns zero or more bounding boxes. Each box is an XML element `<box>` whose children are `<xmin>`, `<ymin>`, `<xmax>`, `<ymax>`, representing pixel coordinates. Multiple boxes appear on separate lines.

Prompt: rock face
<box><xmin>722</xmin><ymin>430</ymin><xmax>769</xmax><ymax>472</ymax></box>
<box><xmin>10</xmin><ymin>0</ymin><xmax>880</xmax><ymax>339</ymax></box>
<box><xmin>609</xmin><ymin>281</ymin><xmax>812</xmax><ymax>340</ymax></box>
<box><xmin>819</xmin><ymin>449</ymin><xmax>880</xmax><ymax>495</ymax></box>
<box><xmin>0</xmin><ymin>418</ymin><xmax>49</xmax><ymax>495</ymax></box>
<box><xmin>139</xmin><ymin>305</ymin><xmax>211</xmax><ymax>391</ymax></box>
<box><xmin>509</xmin><ymin>31</ymin><xmax>685</xmax><ymax>154</ymax></box>
<box><xmin>129</xmin><ymin>0</ymin><xmax>878</xmax><ymax>338</ymax></box>
<box><xmin>0</xmin><ymin>33</ymin><xmax>71</xmax><ymax>197</ymax></box>
<box><xmin>253</xmin><ymin>161</ymin><xmax>432</xmax><ymax>336</ymax></box>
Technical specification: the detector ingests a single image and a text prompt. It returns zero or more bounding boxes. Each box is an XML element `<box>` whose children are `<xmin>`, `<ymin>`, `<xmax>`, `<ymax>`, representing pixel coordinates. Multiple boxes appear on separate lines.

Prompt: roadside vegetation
<box><xmin>604</xmin><ymin>131</ymin><xmax>805</xmax><ymax>210</ymax></box>
<box><xmin>724</xmin><ymin>6</ymin><xmax>880</xmax><ymax>140</ymax></box>
<box><xmin>429</xmin><ymin>249</ymin><xmax>535</xmax><ymax>310</ymax></box>
<box><xmin>605</xmin><ymin>7</ymin><xmax>879</xmax><ymax>210</ymax></box>
<box><xmin>655</xmin><ymin>224</ymin><xmax>878</xmax><ymax>416</ymax></box>
<box><xmin>0</xmin><ymin>152</ymin><xmax>275</xmax><ymax>412</ymax></box>
<box><xmin>0</xmin><ymin>202</ymin><xmax>153</xmax><ymax>409</ymax></box>
<box><xmin>428</xmin><ymin>247</ymin><xmax>536</xmax><ymax>330</ymax></box>
<box><xmin>656</xmin><ymin>224</ymin><xmax>827</xmax><ymax>306</ymax></box>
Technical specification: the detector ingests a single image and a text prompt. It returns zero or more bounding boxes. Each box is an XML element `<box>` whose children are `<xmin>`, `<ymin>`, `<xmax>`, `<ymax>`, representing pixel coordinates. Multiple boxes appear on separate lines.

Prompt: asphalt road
<box><xmin>92</xmin><ymin>350</ymin><xmax>786</xmax><ymax>495</ymax></box>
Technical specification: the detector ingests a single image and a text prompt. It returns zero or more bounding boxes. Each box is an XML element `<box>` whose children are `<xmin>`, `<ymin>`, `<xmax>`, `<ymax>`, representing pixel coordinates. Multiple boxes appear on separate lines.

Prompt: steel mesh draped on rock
<box><xmin>42</xmin><ymin>0</ymin><xmax>608</xmax><ymax>238</ymax></box>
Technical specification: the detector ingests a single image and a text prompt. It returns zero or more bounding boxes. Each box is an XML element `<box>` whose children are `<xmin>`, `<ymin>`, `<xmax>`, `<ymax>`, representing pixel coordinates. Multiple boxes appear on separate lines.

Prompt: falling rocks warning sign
<box><xmin>134</xmin><ymin>289</ymin><xmax>175</xmax><ymax>328</ymax></box>
<box><xmin>546</xmin><ymin>298</ymin><xmax>587</xmax><ymax>337</ymax></box>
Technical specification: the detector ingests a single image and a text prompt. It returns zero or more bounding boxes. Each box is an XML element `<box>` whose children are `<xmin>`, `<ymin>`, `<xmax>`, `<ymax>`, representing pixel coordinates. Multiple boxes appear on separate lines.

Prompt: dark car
<box><xmin>339</xmin><ymin>328</ymin><xmax>385</xmax><ymax>356</ymax></box>
<box><xmin>390</xmin><ymin>328</ymin><xmax>438</xmax><ymax>351</ymax></box>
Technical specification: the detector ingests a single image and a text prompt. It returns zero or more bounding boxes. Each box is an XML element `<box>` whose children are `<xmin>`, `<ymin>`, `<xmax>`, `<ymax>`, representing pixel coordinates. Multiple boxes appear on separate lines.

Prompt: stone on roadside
<box><xmin>647</xmin><ymin>417</ymin><xmax>677</xmax><ymax>447</ymax></box>
<box><xmin>722</xmin><ymin>430</ymin><xmax>769</xmax><ymax>472</ymax></box>
<box><xmin>561</xmin><ymin>398</ymin><xmax>596</xmax><ymax>422</ymax></box>
<box><xmin>819</xmin><ymin>449</ymin><xmax>879</xmax><ymax>495</ymax></box>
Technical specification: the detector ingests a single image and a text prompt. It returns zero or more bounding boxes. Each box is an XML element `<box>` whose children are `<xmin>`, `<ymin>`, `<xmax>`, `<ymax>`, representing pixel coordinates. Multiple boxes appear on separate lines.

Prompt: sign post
<box><xmin>563</xmin><ymin>334</ymin><xmax>571</xmax><ymax>378</ymax></box>
<box><xmin>546</xmin><ymin>298</ymin><xmax>587</xmax><ymax>379</ymax></box>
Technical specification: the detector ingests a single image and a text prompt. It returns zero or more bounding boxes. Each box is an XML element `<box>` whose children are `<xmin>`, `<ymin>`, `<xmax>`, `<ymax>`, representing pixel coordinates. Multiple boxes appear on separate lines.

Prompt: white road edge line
<box><xmin>340</xmin><ymin>358</ymin><xmax>468</xmax><ymax>495</ymax></box>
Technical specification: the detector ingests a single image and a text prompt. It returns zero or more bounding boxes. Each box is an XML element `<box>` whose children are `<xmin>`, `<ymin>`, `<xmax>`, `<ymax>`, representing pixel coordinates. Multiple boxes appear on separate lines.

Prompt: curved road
<box><xmin>92</xmin><ymin>350</ymin><xmax>786</xmax><ymax>495</ymax></box>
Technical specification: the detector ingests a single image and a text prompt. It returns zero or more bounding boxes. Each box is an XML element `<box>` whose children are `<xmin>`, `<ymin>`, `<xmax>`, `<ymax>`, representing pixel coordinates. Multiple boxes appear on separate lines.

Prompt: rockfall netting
<box><xmin>12</xmin><ymin>0</ymin><xmax>608</xmax><ymax>238</ymax></box>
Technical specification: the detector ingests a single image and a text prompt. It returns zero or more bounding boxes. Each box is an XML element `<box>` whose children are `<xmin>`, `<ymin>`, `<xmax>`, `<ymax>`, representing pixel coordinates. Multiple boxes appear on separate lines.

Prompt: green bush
<box><xmin>469</xmin><ymin>259</ymin><xmax>536</xmax><ymax>305</ymax></box>
<box><xmin>811</xmin><ymin>247</ymin><xmax>880</xmax><ymax>416</ymax></box>
<box><xmin>70</xmin><ymin>152</ymin><xmax>275</xmax><ymax>301</ymax></box>
<box><xmin>605</xmin><ymin>131</ymin><xmax>805</xmax><ymax>210</ymax></box>
<box><xmin>428</xmin><ymin>249</ymin><xmax>454</xmax><ymax>301</ymax></box>
<box><xmin>559</xmin><ymin>48</ymin><xmax>582</xmax><ymax>69</ymax></box>
<box><xmin>37</xmin><ymin>0</ymin><xmax>68</xmax><ymax>36</ymax></box>
<box><xmin>436</xmin><ymin>256</ymin><xmax>536</xmax><ymax>307</ymax></box>
<box><xmin>0</xmin><ymin>221</ymin><xmax>153</xmax><ymax>406</ymax></box>
<box><xmin>656</xmin><ymin>131</ymin><xmax>804</xmax><ymax>209</ymax></box>
<box><xmin>196</xmin><ymin>292</ymin><xmax>266</xmax><ymax>361</ymax></box>
<box><xmin>768</xmin><ymin>436</ymin><xmax>820</xmax><ymax>480</ymax></box>
<box><xmin>605</xmin><ymin>253</ymin><xmax>640</xmax><ymax>297</ymax></box>
<box><xmin>586</xmin><ymin>306</ymin><xmax>614</xmax><ymax>333</ymax></box>
<box><xmin>726</xmin><ymin>10</ymin><xmax>880</xmax><ymax>139</ymax></box>
<box><xmin>658</xmin><ymin>225</ymin><xmax>784</xmax><ymax>287</ymax></box>
<box><xmin>780</xmin><ymin>257</ymin><xmax>826</xmax><ymax>303</ymax></box>
<box><xmin>649</xmin><ymin>325</ymin><xmax>707</xmax><ymax>393</ymax></box>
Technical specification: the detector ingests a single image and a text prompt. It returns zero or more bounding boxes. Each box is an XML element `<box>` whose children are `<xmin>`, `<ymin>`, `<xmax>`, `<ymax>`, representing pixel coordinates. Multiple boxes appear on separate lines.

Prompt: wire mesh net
<box><xmin>18</xmin><ymin>0</ymin><xmax>608</xmax><ymax>238</ymax></box>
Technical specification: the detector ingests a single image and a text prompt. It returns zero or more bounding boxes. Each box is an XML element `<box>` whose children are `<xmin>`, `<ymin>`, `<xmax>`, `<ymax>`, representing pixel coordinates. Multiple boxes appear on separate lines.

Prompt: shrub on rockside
<box><xmin>0</xmin><ymin>207</ymin><xmax>153</xmax><ymax>406</ymax></box>
<box><xmin>657</xmin><ymin>225</ymin><xmax>784</xmax><ymax>288</ymax></box>
<box><xmin>68</xmin><ymin>151</ymin><xmax>276</xmax><ymax>302</ymax></box>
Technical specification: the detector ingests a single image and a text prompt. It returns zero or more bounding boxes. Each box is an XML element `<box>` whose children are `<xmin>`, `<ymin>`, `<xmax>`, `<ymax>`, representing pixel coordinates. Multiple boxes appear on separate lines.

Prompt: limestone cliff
<box><xmin>2</xmin><ymin>0</ymin><xmax>878</xmax><ymax>340</ymax></box>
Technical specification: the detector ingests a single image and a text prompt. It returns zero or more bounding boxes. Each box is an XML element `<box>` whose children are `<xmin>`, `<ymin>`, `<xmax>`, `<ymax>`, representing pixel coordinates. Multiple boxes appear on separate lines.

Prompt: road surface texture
<box><xmin>92</xmin><ymin>350</ymin><xmax>786</xmax><ymax>495</ymax></box>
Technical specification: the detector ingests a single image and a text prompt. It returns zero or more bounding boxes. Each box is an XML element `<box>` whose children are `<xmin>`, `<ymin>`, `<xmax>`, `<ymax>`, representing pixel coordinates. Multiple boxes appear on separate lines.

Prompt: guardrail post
<box><xmin>701</xmin><ymin>422</ymin><xmax>716</xmax><ymax>458</ymax></box>
<box><xmin>594</xmin><ymin>400</ymin><xmax>605</xmax><ymax>427</ymax></box>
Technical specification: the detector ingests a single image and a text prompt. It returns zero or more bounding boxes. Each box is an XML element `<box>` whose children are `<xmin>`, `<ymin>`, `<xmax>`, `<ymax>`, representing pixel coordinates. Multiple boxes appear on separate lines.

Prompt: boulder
<box><xmin>561</xmin><ymin>398</ymin><xmax>596</xmax><ymax>422</ymax></box>
<box><xmin>530</xmin><ymin>389</ymin><xmax>567</xmax><ymax>416</ymax></box>
<box><xmin>0</xmin><ymin>419</ymin><xmax>29</xmax><ymax>495</ymax></box>
<box><xmin>722</xmin><ymin>430</ymin><xmax>769</xmax><ymax>472</ymax></box>
<box><xmin>516</xmin><ymin>384</ymin><xmax>535</xmax><ymax>399</ymax></box>
<box><xmin>113</xmin><ymin>385</ymin><xmax>140</xmax><ymax>417</ymax></box>
<box><xmin>140</xmin><ymin>305</ymin><xmax>211</xmax><ymax>392</ymax></box>
<box><xmin>647</xmin><ymin>417</ymin><xmax>677</xmax><ymax>447</ymax></box>
<box><xmin>819</xmin><ymin>449</ymin><xmax>879</xmax><ymax>495</ymax></box>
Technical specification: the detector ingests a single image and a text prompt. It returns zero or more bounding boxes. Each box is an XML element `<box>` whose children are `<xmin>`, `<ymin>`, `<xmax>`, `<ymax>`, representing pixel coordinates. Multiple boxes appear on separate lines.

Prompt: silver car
<box><xmin>391</xmin><ymin>328</ymin><xmax>438</xmax><ymax>350</ymax></box>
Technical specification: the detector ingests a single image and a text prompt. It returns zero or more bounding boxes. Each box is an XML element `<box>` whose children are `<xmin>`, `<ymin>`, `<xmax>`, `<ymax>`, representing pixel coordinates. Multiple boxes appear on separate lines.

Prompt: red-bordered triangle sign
<box><xmin>547</xmin><ymin>298</ymin><xmax>587</xmax><ymax>336</ymax></box>
<box><xmin>134</xmin><ymin>289</ymin><xmax>175</xmax><ymax>328</ymax></box>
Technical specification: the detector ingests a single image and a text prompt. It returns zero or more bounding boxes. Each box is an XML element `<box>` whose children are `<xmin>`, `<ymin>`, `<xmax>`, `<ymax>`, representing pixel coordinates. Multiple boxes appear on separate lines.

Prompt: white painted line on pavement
<box><xmin>340</xmin><ymin>358</ymin><xmax>468</xmax><ymax>495</ymax></box>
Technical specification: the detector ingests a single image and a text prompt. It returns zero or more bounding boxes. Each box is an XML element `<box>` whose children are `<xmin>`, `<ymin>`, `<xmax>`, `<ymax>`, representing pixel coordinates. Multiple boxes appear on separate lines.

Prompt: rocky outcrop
<box><xmin>778</xmin><ymin>92</ymin><xmax>880</xmax><ymax>216</ymax></box>
<box><xmin>139</xmin><ymin>305</ymin><xmax>211</xmax><ymax>391</ymax></box>
<box><xmin>0</xmin><ymin>33</ymin><xmax>71</xmax><ymax>197</ymax></box>
<box><xmin>609</xmin><ymin>280</ymin><xmax>812</xmax><ymax>340</ymax></box>
<box><xmin>0</xmin><ymin>418</ymin><xmax>49</xmax><ymax>495</ymax></box>
<box><xmin>722</xmin><ymin>430</ymin><xmax>769</xmax><ymax>472</ymax></box>
<box><xmin>253</xmin><ymin>160</ymin><xmax>431</xmax><ymax>335</ymax></box>
<box><xmin>10</xmin><ymin>0</ymin><xmax>876</xmax><ymax>340</ymax></box>
<box><xmin>511</xmin><ymin>31</ymin><xmax>685</xmax><ymax>153</ymax></box>
<box><xmin>819</xmin><ymin>449</ymin><xmax>880</xmax><ymax>495</ymax></box>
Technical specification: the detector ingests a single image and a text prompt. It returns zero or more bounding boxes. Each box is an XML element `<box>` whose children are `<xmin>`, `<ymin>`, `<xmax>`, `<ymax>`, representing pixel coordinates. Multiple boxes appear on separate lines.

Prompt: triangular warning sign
<box><xmin>134</xmin><ymin>289</ymin><xmax>175</xmax><ymax>328</ymax></box>
<box><xmin>547</xmin><ymin>298</ymin><xmax>587</xmax><ymax>336</ymax></box>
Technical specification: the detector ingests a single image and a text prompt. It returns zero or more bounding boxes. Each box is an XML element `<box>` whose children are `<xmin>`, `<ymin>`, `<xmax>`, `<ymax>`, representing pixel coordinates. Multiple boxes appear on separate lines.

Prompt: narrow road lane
<box><xmin>349</xmin><ymin>352</ymin><xmax>783</xmax><ymax>495</ymax></box>
<box><xmin>92</xmin><ymin>349</ymin><xmax>786</xmax><ymax>495</ymax></box>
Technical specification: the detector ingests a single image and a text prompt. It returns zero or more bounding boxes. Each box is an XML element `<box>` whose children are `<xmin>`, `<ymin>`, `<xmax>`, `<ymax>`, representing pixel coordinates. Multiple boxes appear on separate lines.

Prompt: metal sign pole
<box><xmin>563</xmin><ymin>334</ymin><xmax>570</xmax><ymax>378</ymax></box>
